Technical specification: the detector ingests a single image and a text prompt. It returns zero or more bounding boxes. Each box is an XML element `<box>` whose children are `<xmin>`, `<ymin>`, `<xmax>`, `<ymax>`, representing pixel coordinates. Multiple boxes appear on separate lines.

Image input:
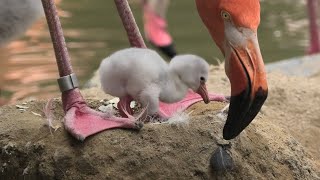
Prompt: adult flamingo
<box><xmin>41</xmin><ymin>0</ymin><xmax>267</xmax><ymax>141</ymax></box>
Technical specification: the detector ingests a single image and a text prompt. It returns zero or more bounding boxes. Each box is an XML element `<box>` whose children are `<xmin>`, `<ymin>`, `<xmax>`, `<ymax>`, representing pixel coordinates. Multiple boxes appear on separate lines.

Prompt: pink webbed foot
<box><xmin>63</xmin><ymin>89</ymin><xmax>143</xmax><ymax>141</ymax></box>
<box><xmin>158</xmin><ymin>90</ymin><xmax>227</xmax><ymax>119</ymax></box>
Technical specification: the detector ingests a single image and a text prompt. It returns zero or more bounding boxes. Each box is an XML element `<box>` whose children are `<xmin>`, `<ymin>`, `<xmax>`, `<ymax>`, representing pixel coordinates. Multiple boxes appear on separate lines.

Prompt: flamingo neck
<box><xmin>159</xmin><ymin>69</ymin><xmax>189</xmax><ymax>103</ymax></box>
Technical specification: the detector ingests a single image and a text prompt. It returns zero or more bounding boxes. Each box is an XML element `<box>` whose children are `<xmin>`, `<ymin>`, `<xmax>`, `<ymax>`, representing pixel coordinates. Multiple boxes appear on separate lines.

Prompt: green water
<box><xmin>0</xmin><ymin>0</ymin><xmax>314</xmax><ymax>103</ymax></box>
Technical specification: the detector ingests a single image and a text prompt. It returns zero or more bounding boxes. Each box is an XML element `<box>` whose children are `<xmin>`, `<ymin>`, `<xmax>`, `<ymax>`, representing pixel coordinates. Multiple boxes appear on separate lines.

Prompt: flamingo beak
<box><xmin>196</xmin><ymin>82</ymin><xmax>210</xmax><ymax>104</ymax></box>
<box><xmin>223</xmin><ymin>33</ymin><xmax>268</xmax><ymax>140</ymax></box>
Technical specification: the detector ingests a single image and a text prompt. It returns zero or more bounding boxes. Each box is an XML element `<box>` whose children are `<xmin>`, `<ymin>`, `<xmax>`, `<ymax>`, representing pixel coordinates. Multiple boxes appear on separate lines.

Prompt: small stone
<box><xmin>2</xmin><ymin>142</ymin><xmax>16</xmax><ymax>155</ymax></box>
<box><xmin>130</xmin><ymin>101</ymin><xmax>136</xmax><ymax>108</ymax></box>
<box><xmin>31</xmin><ymin>111</ymin><xmax>42</xmax><ymax>117</ymax></box>
<box><xmin>105</xmin><ymin>98</ymin><xmax>119</xmax><ymax>109</ymax></box>
<box><xmin>108</xmin><ymin>98</ymin><xmax>120</xmax><ymax>104</ymax></box>
<box><xmin>22</xmin><ymin>165</ymin><xmax>30</xmax><ymax>175</ymax></box>
<box><xmin>25</xmin><ymin>142</ymin><xmax>31</xmax><ymax>149</ymax></box>
<box><xmin>15</xmin><ymin>105</ymin><xmax>29</xmax><ymax>109</ymax></box>
<box><xmin>217</xmin><ymin>139</ymin><xmax>231</xmax><ymax>146</ymax></box>
<box><xmin>98</xmin><ymin>105</ymin><xmax>113</xmax><ymax>112</ymax></box>
<box><xmin>210</xmin><ymin>146</ymin><xmax>234</xmax><ymax>172</ymax></box>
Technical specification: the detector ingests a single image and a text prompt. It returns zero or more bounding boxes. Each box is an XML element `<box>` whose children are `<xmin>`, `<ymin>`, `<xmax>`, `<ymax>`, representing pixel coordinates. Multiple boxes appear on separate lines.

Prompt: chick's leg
<box><xmin>117</xmin><ymin>95</ymin><xmax>134</xmax><ymax>118</ymax></box>
<box><xmin>138</xmin><ymin>85</ymin><xmax>160</xmax><ymax>121</ymax></box>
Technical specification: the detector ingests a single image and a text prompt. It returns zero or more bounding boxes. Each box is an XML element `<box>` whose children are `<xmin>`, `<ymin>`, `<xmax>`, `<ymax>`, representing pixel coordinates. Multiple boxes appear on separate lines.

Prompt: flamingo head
<box><xmin>195</xmin><ymin>0</ymin><xmax>268</xmax><ymax>140</ymax></box>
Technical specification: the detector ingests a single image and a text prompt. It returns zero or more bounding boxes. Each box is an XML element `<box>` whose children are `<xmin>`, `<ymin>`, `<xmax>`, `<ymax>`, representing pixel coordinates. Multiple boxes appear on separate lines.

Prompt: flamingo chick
<box><xmin>0</xmin><ymin>0</ymin><xmax>43</xmax><ymax>46</ymax></box>
<box><xmin>99</xmin><ymin>48</ymin><xmax>210</xmax><ymax>119</ymax></box>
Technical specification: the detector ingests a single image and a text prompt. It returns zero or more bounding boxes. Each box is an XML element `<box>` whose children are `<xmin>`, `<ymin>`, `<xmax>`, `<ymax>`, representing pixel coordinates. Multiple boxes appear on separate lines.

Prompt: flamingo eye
<box><xmin>221</xmin><ymin>11</ymin><xmax>231</xmax><ymax>21</ymax></box>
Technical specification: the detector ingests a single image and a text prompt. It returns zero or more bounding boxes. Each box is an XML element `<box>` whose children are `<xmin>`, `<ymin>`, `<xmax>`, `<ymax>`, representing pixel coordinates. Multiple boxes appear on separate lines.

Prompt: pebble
<box><xmin>31</xmin><ymin>111</ymin><xmax>42</xmax><ymax>117</ymax></box>
<box><xmin>15</xmin><ymin>105</ymin><xmax>29</xmax><ymax>109</ymax></box>
<box><xmin>210</xmin><ymin>146</ymin><xmax>234</xmax><ymax>172</ymax></box>
<box><xmin>98</xmin><ymin>105</ymin><xmax>113</xmax><ymax>113</ymax></box>
<box><xmin>101</xmin><ymin>98</ymin><xmax>137</xmax><ymax>109</ymax></box>
<box><xmin>130</xmin><ymin>101</ymin><xmax>136</xmax><ymax>108</ymax></box>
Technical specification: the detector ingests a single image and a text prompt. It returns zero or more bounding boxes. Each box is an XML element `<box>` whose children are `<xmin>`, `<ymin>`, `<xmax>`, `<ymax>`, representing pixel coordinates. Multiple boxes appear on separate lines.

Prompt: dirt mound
<box><xmin>264</xmin><ymin>72</ymin><xmax>320</xmax><ymax>162</ymax></box>
<box><xmin>0</xmin><ymin>65</ymin><xmax>320</xmax><ymax>179</ymax></box>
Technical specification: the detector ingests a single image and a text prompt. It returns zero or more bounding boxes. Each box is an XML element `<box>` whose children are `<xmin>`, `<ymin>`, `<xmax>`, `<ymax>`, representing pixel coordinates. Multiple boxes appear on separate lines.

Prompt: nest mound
<box><xmin>1</xmin><ymin>66</ymin><xmax>319</xmax><ymax>179</ymax></box>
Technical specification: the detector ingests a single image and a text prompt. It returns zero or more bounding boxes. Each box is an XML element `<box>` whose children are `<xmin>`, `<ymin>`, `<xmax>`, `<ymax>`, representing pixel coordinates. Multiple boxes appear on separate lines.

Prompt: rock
<box><xmin>210</xmin><ymin>146</ymin><xmax>234</xmax><ymax>172</ymax></box>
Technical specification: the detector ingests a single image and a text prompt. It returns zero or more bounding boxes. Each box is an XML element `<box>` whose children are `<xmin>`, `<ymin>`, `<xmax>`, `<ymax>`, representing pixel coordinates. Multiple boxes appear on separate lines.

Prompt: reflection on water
<box><xmin>0</xmin><ymin>21</ymin><xmax>59</xmax><ymax>105</ymax></box>
<box><xmin>0</xmin><ymin>0</ymin><xmax>318</xmax><ymax>105</ymax></box>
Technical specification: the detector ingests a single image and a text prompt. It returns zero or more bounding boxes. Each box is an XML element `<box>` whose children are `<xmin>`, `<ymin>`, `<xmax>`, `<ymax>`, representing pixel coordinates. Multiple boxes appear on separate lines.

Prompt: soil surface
<box><xmin>1</xmin><ymin>65</ymin><xmax>320</xmax><ymax>179</ymax></box>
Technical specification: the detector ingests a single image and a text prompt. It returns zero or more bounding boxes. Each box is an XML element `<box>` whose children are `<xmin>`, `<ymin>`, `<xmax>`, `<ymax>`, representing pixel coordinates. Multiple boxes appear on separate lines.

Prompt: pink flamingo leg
<box><xmin>117</xmin><ymin>96</ymin><xmax>134</xmax><ymax>117</ymax></box>
<box><xmin>158</xmin><ymin>91</ymin><xmax>227</xmax><ymax>119</ymax></box>
<box><xmin>114</xmin><ymin>0</ymin><xmax>146</xmax><ymax>48</ymax></box>
<box><xmin>307</xmin><ymin>0</ymin><xmax>320</xmax><ymax>54</ymax></box>
<box><xmin>41</xmin><ymin>0</ymin><xmax>143</xmax><ymax>141</ymax></box>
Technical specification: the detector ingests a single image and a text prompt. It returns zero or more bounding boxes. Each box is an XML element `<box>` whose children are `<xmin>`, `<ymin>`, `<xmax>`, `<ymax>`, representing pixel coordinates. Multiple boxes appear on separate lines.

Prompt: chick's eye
<box><xmin>200</xmin><ymin>77</ymin><xmax>205</xmax><ymax>82</ymax></box>
<box><xmin>221</xmin><ymin>11</ymin><xmax>231</xmax><ymax>20</ymax></box>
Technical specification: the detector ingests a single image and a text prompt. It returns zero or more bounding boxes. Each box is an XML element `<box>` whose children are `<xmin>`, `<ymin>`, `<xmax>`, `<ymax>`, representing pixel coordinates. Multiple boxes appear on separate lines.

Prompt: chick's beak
<box><xmin>223</xmin><ymin>35</ymin><xmax>268</xmax><ymax>140</ymax></box>
<box><xmin>196</xmin><ymin>82</ymin><xmax>210</xmax><ymax>104</ymax></box>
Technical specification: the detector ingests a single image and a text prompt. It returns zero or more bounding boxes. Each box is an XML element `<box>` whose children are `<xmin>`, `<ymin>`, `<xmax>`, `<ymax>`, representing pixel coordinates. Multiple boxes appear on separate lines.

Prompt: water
<box><xmin>0</xmin><ymin>0</ymin><xmax>316</xmax><ymax>104</ymax></box>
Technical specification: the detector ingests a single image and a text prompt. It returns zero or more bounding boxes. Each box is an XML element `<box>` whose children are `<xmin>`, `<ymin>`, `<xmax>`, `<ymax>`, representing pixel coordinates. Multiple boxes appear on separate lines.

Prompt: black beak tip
<box><xmin>223</xmin><ymin>88</ymin><xmax>268</xmax><ymax>140</ymax></box>
<box><xmin>223</xmin><ymin>124</ymin><xmax>241</xmax><ymax>140</ymax></box>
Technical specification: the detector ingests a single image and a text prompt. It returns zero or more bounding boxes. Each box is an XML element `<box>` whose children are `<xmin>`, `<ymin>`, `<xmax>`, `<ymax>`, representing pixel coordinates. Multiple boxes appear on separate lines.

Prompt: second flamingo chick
<box><xmin>99</xmin><ymin>48</ymin><xmax>210</xmax><ymax>117</ymax></box>
<box><xmin>0</xmin><ymin>0</ymin><xmax>44</xmax><ymax>46</ymax></box>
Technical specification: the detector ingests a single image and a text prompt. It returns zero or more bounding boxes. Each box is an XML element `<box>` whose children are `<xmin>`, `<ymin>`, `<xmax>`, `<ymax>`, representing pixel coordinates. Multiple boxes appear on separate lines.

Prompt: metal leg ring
<box><xmin>57</xmin><ymin>73</ymin><xmax>79</xmax><ymax>92</ymax></box>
